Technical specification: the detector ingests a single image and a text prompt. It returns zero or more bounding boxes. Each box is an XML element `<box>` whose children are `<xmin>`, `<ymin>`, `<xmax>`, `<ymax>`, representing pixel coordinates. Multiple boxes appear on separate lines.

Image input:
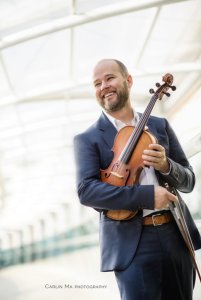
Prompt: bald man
<box><xmin>74</xmin><ymin>59</ymin><xmax>201</xmax><ymax>300</ymax></box>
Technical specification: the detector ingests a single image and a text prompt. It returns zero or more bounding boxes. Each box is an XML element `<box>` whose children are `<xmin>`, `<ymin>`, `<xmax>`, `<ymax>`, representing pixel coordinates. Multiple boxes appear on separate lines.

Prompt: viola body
<box><xmin>100</xmin><ymin>126</ymin><xmax>156</xmax><ymax>220</ymax></box>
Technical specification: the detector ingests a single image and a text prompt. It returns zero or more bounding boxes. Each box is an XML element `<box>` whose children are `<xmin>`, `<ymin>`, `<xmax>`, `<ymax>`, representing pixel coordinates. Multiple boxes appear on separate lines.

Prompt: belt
<box><xmin>143</xmin><ymin>211</ymin><xmax>173</xmax><ymax>226</ymax></box>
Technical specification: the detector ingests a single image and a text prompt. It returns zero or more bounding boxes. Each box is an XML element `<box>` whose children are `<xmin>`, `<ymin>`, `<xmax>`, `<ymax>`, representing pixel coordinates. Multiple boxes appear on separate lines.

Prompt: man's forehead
<box><xmin>93</xmin><ymin>60</ymin><xmax>119</xmax><ymax>80</ymax></box>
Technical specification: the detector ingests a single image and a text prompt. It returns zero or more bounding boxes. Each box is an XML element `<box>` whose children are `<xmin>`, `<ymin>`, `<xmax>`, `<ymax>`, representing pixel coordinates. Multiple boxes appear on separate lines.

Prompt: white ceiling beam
<box><xmin>140</xmin><ymin>63</ymin><xmax>201</xmax><ymax>75</ymax></box>
<box><xmin>0</xmin><ymin>53</ymin><xmax>16</xmax><ymax>92</ymax></box>
<box><xmin>0</xmin><ymin>61</ymin><xmax>200</xmax><ymax>107</ymax></box>
<box><xmin>0</xmin><ymin>0</ymin><xmax>190</xmax><ymax>50</ymax></box>
<box><xmin>183</xmin><ymin>132</ymin><xmax>201</xmax><ymax>158</ymax></box>
<box><xmin>166</xmin><ymin>73</ymin><xmax>201</xmax><ymax>119</ymax></box>
<box><xmin>136</xmin><ymin>7</ymin><xmax>161</xmax><ymax>67</ymax></box>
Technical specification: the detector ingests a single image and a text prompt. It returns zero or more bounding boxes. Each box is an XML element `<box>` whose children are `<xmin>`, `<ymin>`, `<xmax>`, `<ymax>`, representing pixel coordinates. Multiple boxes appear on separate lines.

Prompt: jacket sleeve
<box><xmin>73</xmin><ymin>132</ymin><xmax>154</xmax><ymax>211</ymax></box>
<box><xmin>159</xmin><ymin>119</ymin><xmax>195</xmax><ymax>193</ymax></box>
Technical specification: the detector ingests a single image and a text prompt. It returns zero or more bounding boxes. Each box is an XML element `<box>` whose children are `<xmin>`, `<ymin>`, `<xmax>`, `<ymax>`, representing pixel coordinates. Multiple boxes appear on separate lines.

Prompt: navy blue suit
<box><xmin>74</xmin><ymin>112</ymin><xmax>201</xmax><ymax>299</ymax></box>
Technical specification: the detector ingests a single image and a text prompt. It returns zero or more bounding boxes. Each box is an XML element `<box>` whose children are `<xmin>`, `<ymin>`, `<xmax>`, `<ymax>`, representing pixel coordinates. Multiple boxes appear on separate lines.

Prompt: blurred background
<box><xmin>0</xmin><ymin>0</ymin><xmax>201</xmax><ymax>299</ymax></box>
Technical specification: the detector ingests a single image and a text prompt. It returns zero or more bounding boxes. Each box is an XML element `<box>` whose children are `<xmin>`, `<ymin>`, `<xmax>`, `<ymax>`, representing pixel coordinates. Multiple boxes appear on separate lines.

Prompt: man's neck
<box><xmin>105</xmin><ymin>104</ymin><xmax>134</xmax><ymax>125</ymax></box>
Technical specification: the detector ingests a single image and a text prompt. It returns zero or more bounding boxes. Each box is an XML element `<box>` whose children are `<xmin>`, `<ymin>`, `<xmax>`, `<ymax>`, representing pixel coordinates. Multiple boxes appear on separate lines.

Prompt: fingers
<box><xmin>154</xmin><ymin>186</ymin><xmax>177</xmax><ymax>209</ymax></box>
<box><xmin>143</xmin><ymin>144</ymin><xmax>165</xmax><ymax>158</ymax></box>
<box><xmin>142</xmin><ymin>144</ymin><xmax>169</xmax><ymax>172</ymax></box>
<box><xmin>167</xmin><ymin>190</ymin><xmax>178</xmax><ymax>202</ymax></box>
<box><xmin>148</xmin><ymin>144</ymin><xmax>164</xmax><ymax>151</ymax></box>
<box><xmin>165</xmin><ymin>192</ymin><xmax>177</xmax><ymax>209</ymax></box>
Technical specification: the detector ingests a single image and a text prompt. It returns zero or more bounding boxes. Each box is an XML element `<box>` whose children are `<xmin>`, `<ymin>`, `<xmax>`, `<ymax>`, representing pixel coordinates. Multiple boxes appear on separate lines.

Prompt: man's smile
<box><xmin>103</xmin><ymin>92</ymin><xmax>116</xmax><ymax>99</ymax></box>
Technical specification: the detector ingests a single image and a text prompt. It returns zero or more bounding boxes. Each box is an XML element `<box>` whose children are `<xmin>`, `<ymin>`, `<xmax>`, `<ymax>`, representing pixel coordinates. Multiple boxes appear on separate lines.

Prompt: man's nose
<box><xmin>100</xmin><ymin>81</ymin><xmax>109</xmax><ymax>91</ymax></box>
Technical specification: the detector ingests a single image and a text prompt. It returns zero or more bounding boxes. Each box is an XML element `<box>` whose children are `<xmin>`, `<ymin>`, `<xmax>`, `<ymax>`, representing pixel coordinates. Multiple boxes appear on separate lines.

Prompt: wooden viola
<box><xmin>100</xmin><ymin>73</ymin><xmax>176</xmax><ymax>220</ymax></box>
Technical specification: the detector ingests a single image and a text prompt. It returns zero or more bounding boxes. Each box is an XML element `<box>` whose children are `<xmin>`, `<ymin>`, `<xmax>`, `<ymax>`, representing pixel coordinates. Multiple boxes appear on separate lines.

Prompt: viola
<box><xmin>100</xmin><ymin>74</ymin><xmax>176</xmax><ymax>220</ymax></box>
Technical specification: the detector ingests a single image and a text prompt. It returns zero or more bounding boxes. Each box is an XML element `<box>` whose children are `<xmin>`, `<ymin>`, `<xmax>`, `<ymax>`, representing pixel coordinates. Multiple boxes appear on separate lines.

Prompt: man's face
<box><xmin>93</xmin><ymin>60</ymin><xmax>132</xmax><ymax>112</ymax></box>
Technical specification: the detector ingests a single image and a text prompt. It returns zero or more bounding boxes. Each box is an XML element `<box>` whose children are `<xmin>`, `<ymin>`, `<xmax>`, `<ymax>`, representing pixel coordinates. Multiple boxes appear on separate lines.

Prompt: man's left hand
<box><xmin>142</xmin><ymin>143</ymin><xmax>170</xmax><ymax>173</ymax></box>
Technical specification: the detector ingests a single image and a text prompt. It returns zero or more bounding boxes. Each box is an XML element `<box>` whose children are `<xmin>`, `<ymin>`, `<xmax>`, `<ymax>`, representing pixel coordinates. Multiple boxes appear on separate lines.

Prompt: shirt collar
<box><xmin>103</xmin><ymin>110</ymin><xmax>140</xmax><ymax>131</ymax></box>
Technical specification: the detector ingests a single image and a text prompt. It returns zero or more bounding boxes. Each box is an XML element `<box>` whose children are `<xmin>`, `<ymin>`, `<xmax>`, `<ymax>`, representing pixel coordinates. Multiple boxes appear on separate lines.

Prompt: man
<box><xmin>74</xmin><ymin>59</ymin><xmax>201</xmax><ymax>300</ymax></box>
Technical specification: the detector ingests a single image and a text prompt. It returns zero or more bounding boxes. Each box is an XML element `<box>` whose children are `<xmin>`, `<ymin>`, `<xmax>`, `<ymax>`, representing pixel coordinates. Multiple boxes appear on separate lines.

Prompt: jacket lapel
<box><xmin>97</xmin><ymin>112</ymin><xmax>117</xmax><ymax>149</ymax></box>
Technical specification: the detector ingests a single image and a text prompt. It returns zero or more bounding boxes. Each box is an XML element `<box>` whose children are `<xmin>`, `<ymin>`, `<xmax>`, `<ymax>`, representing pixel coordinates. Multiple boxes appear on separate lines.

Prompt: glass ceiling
<box><xmin>0</xmin><ymin>0</ymin><xmax>201</xmax><ymax>241</ymax></box>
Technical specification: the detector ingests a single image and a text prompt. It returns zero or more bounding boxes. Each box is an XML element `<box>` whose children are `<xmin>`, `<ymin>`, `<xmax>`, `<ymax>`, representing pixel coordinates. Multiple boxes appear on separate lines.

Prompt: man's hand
<box><xmin>154</xmin><ymin>186</ymin><xmax>177</xmax><ymax>209</ymax></box>
<box><xmin>142</xmin><ymin>143</ymin><xmax>170</xmax><ymax>173</ymax></box>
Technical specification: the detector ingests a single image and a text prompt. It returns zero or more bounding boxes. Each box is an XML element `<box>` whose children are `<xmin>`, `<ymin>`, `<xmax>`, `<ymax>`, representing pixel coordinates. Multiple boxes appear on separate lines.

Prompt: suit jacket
<box><xmin>74</xmin><ymin>112</ymin><xmax>201</xmax><ymax>271</ymax></box>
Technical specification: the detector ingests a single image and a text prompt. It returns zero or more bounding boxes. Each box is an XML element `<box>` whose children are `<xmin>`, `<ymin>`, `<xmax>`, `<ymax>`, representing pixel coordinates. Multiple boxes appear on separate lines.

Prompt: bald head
<box><xmin>93</xmin><ymin>59</ymin><xmax>129</xmax><ymax>79</ymax></box>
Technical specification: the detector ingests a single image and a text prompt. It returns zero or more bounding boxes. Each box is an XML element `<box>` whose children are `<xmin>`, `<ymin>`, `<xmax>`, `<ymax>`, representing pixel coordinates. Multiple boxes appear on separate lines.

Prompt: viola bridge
<box><xmin>110</xmin><ymin>171</ymin><xmax>124</xmax><ymax>179</ymax></box>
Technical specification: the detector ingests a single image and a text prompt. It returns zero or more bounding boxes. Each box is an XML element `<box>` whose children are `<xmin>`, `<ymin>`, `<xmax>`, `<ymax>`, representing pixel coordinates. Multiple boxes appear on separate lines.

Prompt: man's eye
<box><xmin>94</xmin><ymin>82</ymin><xmax>101</xmax><ymax>87</ymax></box>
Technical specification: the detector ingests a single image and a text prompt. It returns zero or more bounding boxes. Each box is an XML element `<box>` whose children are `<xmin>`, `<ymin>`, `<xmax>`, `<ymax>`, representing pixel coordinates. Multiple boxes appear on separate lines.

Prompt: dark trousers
<box><xmin>115</xmin><ymin>220</ymin><xmax>196</xmax><ymax>300</ymax></box>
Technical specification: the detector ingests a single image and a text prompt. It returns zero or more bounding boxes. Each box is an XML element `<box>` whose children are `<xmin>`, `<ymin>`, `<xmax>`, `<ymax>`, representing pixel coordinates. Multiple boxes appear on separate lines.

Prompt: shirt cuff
<box><xmin>160</xmin><ymin>158</ymin><xmax>172</xmax><ymax>175</ymax></box>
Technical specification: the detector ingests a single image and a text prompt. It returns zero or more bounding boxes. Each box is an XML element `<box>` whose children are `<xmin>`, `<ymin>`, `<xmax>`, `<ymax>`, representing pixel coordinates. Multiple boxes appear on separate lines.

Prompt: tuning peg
<box><xmin>156</xmin><ymin>83</ymin><xmax>161</xmax><ymax>87</ymax></box>
<box><xmin>149</xmin><ymin>89</ymin><xmax>155</xmax><ymax>94</ymax></box>
<box><xmin>170</xmin><ymin>85</ymin><xmax>176</xmax><ymax>91</ymax></box>
<box><xmin>164</xmin><ymin>92</ymin><xmax>170</xmax><ymax>97</ymax></box>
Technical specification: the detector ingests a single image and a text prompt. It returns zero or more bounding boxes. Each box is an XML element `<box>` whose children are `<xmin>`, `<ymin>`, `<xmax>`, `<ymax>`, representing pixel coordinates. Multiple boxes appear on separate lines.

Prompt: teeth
<box><xmin>105</xmin><ymin>92</ymin><xmax>114</xmax><ymax>98</ymax></box>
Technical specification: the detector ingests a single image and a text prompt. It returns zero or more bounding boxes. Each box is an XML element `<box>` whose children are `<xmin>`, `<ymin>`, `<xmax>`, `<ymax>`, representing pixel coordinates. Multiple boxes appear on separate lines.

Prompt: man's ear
<box><xmin>127</xmin><ymin>74</ymin><xmax>133</xmax><ymax>88</ymax></box>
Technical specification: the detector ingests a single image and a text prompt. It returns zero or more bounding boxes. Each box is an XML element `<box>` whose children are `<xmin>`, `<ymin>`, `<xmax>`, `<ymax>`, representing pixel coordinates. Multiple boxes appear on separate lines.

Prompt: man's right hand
<box><xmin>154</xmin><ymin>186</ymin><xmax>177</xmax><ymax>209</ymax></box>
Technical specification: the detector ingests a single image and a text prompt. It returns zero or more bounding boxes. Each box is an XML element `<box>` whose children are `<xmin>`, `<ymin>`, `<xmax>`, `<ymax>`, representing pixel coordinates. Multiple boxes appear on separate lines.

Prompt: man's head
<box><xmin>93</xmin><ymin>59</ymin><xmax>133</xmax><ymax>113</ymax></box>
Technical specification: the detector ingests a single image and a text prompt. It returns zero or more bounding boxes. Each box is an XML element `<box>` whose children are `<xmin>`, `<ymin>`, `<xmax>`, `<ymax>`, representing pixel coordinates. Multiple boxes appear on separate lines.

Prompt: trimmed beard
<box><xmin>99</xmin><ymin>81</ymin><xmax>129</xmax><ymax>112</ymax></box>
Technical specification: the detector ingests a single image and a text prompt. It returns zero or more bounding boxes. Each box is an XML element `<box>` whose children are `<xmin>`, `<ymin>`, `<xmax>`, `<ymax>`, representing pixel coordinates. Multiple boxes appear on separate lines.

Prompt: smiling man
<box><xmin>74</xmin><ymin>59</ymin><xmax>201</xmax><ymax>300</ymax></box>
<box><xmin>93</xmin><ymin>59</ymin><xmax>131</xmax><ymax>114</ymax></box>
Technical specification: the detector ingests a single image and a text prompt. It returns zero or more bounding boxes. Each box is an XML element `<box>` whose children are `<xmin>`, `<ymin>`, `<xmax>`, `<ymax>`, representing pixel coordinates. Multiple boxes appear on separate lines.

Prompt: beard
<box><xmin>98</xmin><ymin>81</ymin><xmax>129</xmax><ymax>112</ymax></box>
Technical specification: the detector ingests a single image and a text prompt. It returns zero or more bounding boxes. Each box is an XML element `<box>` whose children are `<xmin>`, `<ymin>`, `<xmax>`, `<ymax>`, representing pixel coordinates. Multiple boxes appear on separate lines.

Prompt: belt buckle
<box><xmin>152</xmin><ymin>213</ymin><xmax>163</xmax><ymax>226</ymax></box>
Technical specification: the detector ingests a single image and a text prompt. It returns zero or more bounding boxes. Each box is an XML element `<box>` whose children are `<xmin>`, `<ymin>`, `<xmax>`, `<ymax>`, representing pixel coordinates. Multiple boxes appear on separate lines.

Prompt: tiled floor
<box><xmin>0</xmin><ymin>247</ymin><xmax>200</xmax><ymax>300</ymax></box>
<box><xmin>0</xmin><ymin>247</ymin><xmax>119</xmax><ymax>300</ymax></box>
